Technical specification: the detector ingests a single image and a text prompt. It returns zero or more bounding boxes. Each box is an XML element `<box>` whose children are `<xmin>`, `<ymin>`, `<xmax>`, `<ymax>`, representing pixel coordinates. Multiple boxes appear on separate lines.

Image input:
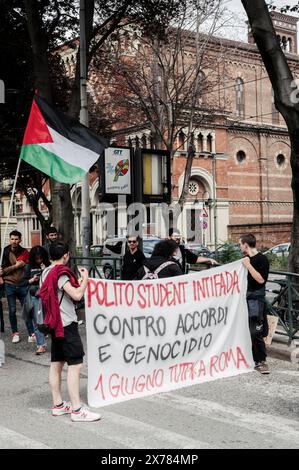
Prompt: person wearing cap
<box><xmin>168</xmin><ymin>228</ymin><xmax>218</xmax><ymax>274</ymax></box>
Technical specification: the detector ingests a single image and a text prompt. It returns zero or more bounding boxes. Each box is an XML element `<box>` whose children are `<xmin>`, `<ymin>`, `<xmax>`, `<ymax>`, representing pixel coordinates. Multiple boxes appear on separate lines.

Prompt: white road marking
<box><xmin>29</xmin><ymin>407</ymin><xmax>213</xmax><ymax>449</ymax></box>
<box><xmin>276</xmin><ymin>370</ymin><xmax>299</xmax><ymax>377</ymax></box>
<box><xmin>145</xmin><ymin>392</ymin><xmax>299</xmax><ymax>442</ymax></box>
<box><xmin>0</xmin><ymin>425</ymin><xmax>51</xmax><ymax>449</ymax></box>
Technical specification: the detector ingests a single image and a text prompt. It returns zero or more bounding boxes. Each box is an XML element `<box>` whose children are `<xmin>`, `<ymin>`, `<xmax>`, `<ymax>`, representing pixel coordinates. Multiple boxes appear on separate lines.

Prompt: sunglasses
<box><xmin>128</xmin><ymin>240</ymin><xmax>137</xmax><ymax>244</ymax></box>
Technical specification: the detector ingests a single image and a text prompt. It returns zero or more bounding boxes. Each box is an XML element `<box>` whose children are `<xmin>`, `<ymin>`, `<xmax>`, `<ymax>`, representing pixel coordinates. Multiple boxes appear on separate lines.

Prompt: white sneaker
<box><xmin>12</xmin><ymin>333</ymin><xmax>20</xmax><ymax>343</ymax></box>
<box><xmin>52</xmin><ymin>401</ymin><xmax>72</xmax><ymax>416</ymax></box>
<box><xmin>28</xmin><ymin>334</ymin><xmax>36</xmax><ymax>343</ymax></box>
<box><xmin>71</xmin><ymin>407</ymin><xmax>102</xmax><ymax>422</ymax></box>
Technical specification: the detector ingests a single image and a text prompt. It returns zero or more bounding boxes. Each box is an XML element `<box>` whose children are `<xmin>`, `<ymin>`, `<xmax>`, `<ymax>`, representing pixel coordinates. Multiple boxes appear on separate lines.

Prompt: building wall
<box><xmin>15</xmin><ymin>12</ymin><xmax>298</xmax><ymax>248</ymax></box>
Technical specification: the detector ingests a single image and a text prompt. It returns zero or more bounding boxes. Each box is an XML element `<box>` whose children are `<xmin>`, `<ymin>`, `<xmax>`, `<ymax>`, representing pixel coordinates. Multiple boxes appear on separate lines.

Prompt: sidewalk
<box><xmin>266</xmin><ymin>328</ymin><xmax>299</xmax><ymax>364</ymax></box>
<box><xmin>0</xmin><ymin>300</ymin><xmax>88</xmax><ymax>374</ymax></box>
<box><xmin>0</xmin><ymin>300</ymin><xmax>298</xmax><ymax>366</ymax></box>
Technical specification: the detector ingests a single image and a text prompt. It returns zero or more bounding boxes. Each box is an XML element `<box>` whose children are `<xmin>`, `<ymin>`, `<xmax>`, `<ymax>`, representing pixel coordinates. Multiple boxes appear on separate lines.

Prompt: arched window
<box><xmin>141</xmin><ymin>134</ymin><xmax>147</xmax><ymax>149</ymax></box>
<box><xmin>178</xmin><ymin>131</ymin><xmax>186</xmax><ymax>150</ymax></box>
<box><xmin>235</xmin><ymin>78</ymin><xmax>245</xmax><ymax>118</ymax></box>
<box><xmin>197</xmin><ymin>133</ymin><xmax>203</xmax><ymax>153</ymax></box>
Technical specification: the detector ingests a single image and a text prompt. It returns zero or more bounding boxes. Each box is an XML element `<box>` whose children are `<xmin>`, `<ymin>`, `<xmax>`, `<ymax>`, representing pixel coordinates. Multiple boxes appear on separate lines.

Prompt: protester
<box><xmin>39</xmin><ymin>241</ymin><xmax>101</xmax><ymax>422</ymax></box>
<box><xmin>136</xmin><ymin>239</ymin><xmax>183</xmax><ymax>279</ymax></box>
<box><xmin>239</xmin><ymin>233</ymin><xmax>270</xmax><ymax>375</ymax></box>
<box><xmin>24</xmin><ymin>246</ymin><xmax>51</xmax><ymax>355</ymax></box>
<box><xmin>42</xmin><ymin>227</ymin><xmax>59</xmax><ymax>256</ymax></box>
<box><xmin>121</xmin><ymin>235</ymin><xmax>146</xmax><ymax>280</ymax></box>
<box><xmin>0</xmin><ymin>230</ymin><xmax>35</xmax><ymax>343</ymax></box>
<box><xmin>168</xmin><ymin>228</ymin><xmax>218</xmax><ymax>273</ymax></box>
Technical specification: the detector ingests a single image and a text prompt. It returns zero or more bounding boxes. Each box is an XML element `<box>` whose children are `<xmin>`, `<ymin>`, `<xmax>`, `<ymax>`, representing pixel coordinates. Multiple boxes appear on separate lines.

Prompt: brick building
<box><xmin>13</xmin><ymin>11</ymin><xmax>297</xmax><ymax>249</ymax></box>
<box><xmin>112</xmin><ymin>11</ymin><xmax>297</xmax><ymax>248</ymax></box>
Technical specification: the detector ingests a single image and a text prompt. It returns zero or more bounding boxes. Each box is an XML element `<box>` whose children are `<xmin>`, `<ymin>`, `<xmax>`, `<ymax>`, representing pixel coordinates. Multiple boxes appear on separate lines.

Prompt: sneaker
<box><xmin>71</xmin><ymin>407</ymin><xmax>102</xmax><ymax>422</ymax></box>
<box><xmin>28</xmin><ymin>334</ymin><xmax>36</xmax><ymax>343</ymax></box>
<box><xmin>36</xmin><ymin>346</ymin><xmax>46</xmax><ymax>355</ymax></box>
<box><xmin>255</xmin><ymin>361</ymin><xmax>270</xmax><ymax>374</ymax></box>
<box><xmin>259</xmin><ymin>361</ymin><xmax>270</xmax><ymax>375</ymax></box>
<box><xmin>12</xmin><ymin>333</ymin><xmax>20</xmax><ymax>343</ymax></box>
<box><xmin>52</xmin><ymin>401</ymin><xmax>72</xmax><ymax>416</ymax></box>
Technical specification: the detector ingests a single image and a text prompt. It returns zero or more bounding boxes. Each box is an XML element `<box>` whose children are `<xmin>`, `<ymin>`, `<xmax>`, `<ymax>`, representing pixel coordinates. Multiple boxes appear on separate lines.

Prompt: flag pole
<box><xmin>0</xmin><ymin>158</ymin><xmax>22</xmax><ymax>266</ymax></box>
<box><xmin>79</xmin><ymin>0</ymin><xmax>91</xmax><ymax>259</ymax></box>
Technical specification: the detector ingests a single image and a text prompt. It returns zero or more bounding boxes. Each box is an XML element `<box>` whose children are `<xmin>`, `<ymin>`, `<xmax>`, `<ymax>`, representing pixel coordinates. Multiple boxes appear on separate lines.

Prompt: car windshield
<box><xmin>143</xmin><ymin>239</ymin><xmax>160</xmax><ymax>255</ymax></box>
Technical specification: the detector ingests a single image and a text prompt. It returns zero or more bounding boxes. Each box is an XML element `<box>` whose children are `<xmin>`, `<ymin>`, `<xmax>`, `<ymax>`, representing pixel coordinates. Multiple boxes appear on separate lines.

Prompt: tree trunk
<box><xmin>242</xmin><ymin>0</ymin><xmax>299</xmax><ymax>273</ymax></box>
<box><xmin>24</xmin><ymin>0</ymin><xmax>52</xmax><ymax>101</ymax></box>
<box><xmin>51</xmin><ymin>180</ymin><xmax>75</xmax><ymax>250</ymax></box>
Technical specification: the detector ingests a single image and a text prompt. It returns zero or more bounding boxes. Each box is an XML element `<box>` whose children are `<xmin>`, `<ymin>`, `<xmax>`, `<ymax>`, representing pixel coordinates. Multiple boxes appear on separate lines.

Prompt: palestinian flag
<box><xmin>20</xmin><ymin>95</ymin><xmax>108</xmax><ymax>184</ymax></box>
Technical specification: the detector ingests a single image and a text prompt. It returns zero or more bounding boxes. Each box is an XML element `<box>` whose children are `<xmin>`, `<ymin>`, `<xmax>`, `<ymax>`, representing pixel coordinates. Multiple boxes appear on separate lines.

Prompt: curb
<box><xmin>267</xmin><ymin>344</ymin><xmax>299</xmax><ymax>364</ymax></box>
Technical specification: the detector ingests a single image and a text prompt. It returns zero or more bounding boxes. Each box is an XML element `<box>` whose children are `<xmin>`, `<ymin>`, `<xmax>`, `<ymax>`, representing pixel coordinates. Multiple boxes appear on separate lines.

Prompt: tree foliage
<box><xmin>1</xmin><ymin>0</ymin><xmax>189</xmax><ymax>246</ymax></box>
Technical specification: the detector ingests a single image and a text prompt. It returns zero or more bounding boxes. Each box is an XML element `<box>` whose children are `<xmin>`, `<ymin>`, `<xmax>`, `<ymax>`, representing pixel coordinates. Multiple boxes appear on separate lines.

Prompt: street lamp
<box><xmin>200</xmin><ymin>151</ymin><xmax>227</xmax><ymax>253</ymax></box>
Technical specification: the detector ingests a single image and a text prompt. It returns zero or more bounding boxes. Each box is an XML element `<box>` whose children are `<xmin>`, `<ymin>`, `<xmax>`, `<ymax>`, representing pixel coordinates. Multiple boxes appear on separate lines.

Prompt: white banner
<box><xmin>85</xmin><ymin>260</ymin><xmax>254</xmax><ymax>408</ymax></box>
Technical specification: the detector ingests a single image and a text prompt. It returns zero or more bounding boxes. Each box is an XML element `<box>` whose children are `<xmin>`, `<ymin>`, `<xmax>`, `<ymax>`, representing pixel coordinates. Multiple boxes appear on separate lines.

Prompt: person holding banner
<box><xmin>168</xmin><ymin>228</ymin><xmax>218</xmax><ymax>273</ymax></box>
<box><xmin>136</xmin><ymin>240</ymin><xmax>183</xmax><ymax>279</ymax></box>
<box><xmin>239</xmin><ymin>233</ymin><xmax>270</xmax><ymax>375</ymax></box>
<box><xmin>39</xmin><ymin>241</ymin><xmax>101</xmax><ymax>423</ymax></box>
<box><xmin>0</xmin><ymin>230</ymin><xmax>35</xmax><ymax>343</ymax></box>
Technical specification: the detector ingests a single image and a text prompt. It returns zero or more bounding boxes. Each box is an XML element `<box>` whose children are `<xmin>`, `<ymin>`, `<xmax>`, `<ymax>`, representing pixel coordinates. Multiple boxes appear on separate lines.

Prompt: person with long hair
<box><xmin>25</xmin><ymin>245</ymin><xmax>51</xmax><ymax>355</ymax></box>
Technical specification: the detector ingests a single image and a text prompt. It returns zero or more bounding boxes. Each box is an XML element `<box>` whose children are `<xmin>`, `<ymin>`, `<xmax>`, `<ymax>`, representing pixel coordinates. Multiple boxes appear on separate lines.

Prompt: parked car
<box><xmin>264</xmin><ymin>243</ymin><xmax>290</xmax><ymax>256</ymax></box>
<box><xmin>90</xmin><ymin>244</ymin><xmax>104</xmax><ymax>257</ymax></box>
<box><xmin>185</xmin><ymin>243</ymin><xmax>212</xmax><ymax>258</ymax></box>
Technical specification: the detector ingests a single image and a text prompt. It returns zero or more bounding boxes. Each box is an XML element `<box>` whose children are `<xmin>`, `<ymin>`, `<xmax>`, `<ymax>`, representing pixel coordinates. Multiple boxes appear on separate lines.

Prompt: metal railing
<box><xmin>266</xmin><ymin>271</ymin><xmax>299</xmax><ymax>341</ymax></box>
<box><xmin>70</xmin><ymin>256</ymin><xmax>122</xmax><ymax>280</ymax></box>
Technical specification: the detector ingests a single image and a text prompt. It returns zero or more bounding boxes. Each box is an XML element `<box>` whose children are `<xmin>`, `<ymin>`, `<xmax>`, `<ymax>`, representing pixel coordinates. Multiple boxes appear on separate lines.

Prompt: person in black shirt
<box><xmin>168</xmin><ymin>228</ymin><xmax>218</xmax><ymax>273</ymax></box>
<box><xmin>239</xmin><ymin>233</ymin><xmax>270</xmax><ymax>374</ymax></box>
<box><xmin>136</xmin><ymin>240</ymin><xmax>183</xmax><ymax>279</ymax></box>
<box><xmin>121</xmin><ymin>235</ymin><xmax>146</xmax><ymax>280</ymax></box>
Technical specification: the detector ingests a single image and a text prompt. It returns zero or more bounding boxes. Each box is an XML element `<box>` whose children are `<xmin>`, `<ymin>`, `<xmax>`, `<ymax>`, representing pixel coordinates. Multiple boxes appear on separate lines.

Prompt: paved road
<box><xmin>1</xmin><ymin>303</ymin><xmax>299</xmax><ymax>450</ymax></box>
<box><xmin>1</xmin><ymin>342</ymin><xmax>299</xmax><ymax>448</ymax></box>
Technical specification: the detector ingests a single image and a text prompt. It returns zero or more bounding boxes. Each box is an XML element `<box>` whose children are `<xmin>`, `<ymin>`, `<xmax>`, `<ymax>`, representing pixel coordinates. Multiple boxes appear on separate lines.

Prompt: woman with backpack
<box><xmin>25</xmin><ymin>245</ymin><xmax>51</xmax><ymax>355</ymax></box>
<box><xmin>136</xmin><ymin>240</ymin><xmax>183</xmax><ymax>280</ymax></box>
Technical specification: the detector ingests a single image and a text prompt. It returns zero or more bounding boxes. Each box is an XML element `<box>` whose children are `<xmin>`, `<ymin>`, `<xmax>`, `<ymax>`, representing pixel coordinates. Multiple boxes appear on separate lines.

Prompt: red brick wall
<box><xmin>228</xmin><ymin>222</ymin><xmax>291</xmax><ymax>249</ymax></box>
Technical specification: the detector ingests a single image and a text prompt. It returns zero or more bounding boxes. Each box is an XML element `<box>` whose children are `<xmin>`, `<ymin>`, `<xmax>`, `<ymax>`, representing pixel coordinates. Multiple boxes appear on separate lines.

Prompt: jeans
<box><xmin>31</xmin><ymin>296</ymin><xmax>46</xmax><ymax>347</ymax></box>
<box><xmin>4</xmin><ymin>284</ymin><xmax>34</xmax><ymax>335</ymax></box>
<box><xmin>249</xmin><ymin>316</ymin><xmax>267</xmax><ymax>364</ymax></box>
<box><xmin>0</xmin><ymin>299</ymin><xmax>4</xmax><ymax>332</ymax></box>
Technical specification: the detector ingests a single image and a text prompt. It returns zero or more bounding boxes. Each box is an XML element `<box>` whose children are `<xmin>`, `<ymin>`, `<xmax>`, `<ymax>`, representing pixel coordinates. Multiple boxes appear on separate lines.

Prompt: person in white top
<box><xmin>42</xmin><ymin>241</ymin><xmax>101</xmax><ymax>423</ymax></box>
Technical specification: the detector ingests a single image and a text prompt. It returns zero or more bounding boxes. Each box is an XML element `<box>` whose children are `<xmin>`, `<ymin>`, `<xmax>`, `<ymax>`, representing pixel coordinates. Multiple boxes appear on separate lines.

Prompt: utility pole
<box><xmin>201</xmin><ymin>151</ymin><xmax>228</xmax><ymax>252</ymax></box>
<box><xmin>211</xmin><ymin>153</ymin><xmax>217</xmax><ymax>254</ymax></box>
<box><xmin>80</xmin><ymin>0</ymin><xmax>90</xmax><ymax>258</ymax></box>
